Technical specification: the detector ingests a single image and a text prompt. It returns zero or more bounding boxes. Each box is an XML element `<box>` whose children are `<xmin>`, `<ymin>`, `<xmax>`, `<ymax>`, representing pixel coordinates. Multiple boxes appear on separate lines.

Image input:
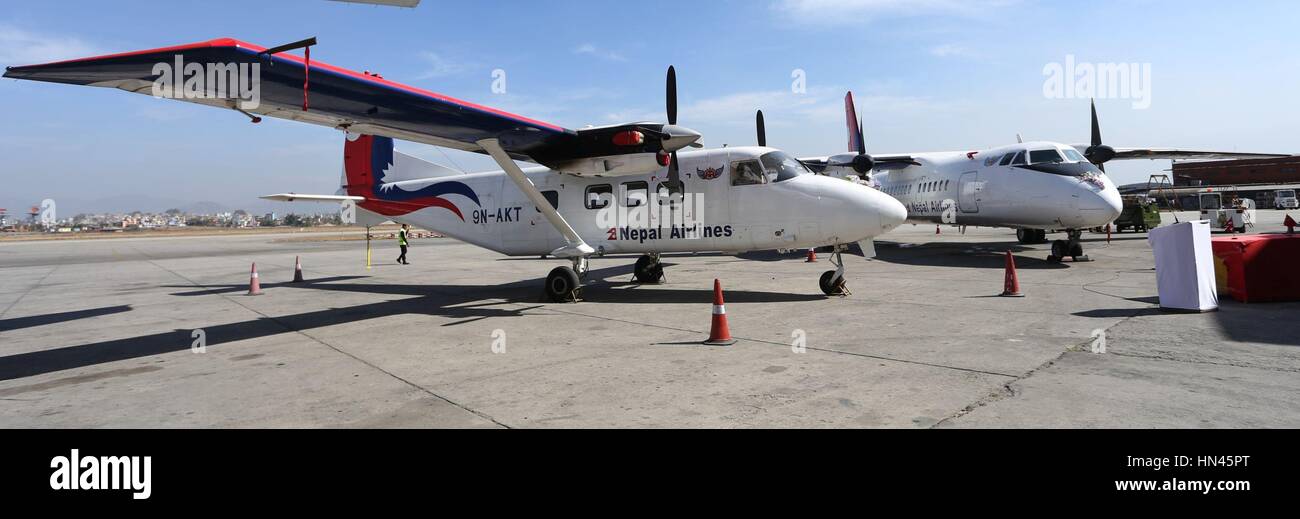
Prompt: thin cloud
<box><xmin>415</xmin><ymin>50</ymin><xmax>472</xmax><ymax>79</ymax></box>
<box><xmin>0</xmin><ymin>24</ymin><xmax>99</xmax><ymax>65</ymax></box>
<box><xmin>574</xmin><ymin>43</ymin><xmax>627</xmax><ymax>62</ymax></box>
<box><xmin>602</xmin><ymin>87</ymin><xmax>943</xmax><ymax>130</ymax></box>
<box><xmin>929</xmin><ymin>43</ymin><xmax>978</xmax><ymax>59</ymax></box>
<box><xmin>774</xmin><ymin>0</ymin><xmax>1020</xmax><ymax>23</ymax></box>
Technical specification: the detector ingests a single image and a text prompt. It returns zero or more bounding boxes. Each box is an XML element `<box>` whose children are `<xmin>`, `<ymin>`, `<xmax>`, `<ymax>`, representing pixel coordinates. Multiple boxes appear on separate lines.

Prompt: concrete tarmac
<box><xmin>1</xmin><ymin>211</ymin><xmax>1298</xmax><ymax>428</ymax></box>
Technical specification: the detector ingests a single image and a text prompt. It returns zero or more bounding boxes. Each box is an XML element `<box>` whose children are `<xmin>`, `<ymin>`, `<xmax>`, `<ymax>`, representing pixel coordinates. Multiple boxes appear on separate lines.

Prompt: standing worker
<box><xmin>396</xmin><ymin>224</ymin><xmax>410</xmax><ymax>265</ymax></box>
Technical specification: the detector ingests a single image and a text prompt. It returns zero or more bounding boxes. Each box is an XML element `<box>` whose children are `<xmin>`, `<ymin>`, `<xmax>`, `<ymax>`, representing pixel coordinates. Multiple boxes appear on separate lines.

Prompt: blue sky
<box><xmin>2</xmin><ymin>0</ymin><xmax>1298</xmax><ymax>214</ymax></box>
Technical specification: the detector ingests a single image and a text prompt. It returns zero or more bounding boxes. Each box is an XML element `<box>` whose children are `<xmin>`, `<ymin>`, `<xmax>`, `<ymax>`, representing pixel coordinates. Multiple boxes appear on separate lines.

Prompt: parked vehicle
<box><xmin>1200</xmin><ymin>193</ymin><xmax>1254</xmax><ymax>233</ymax></box>
<box><xmin>1275</xmin><ymin>189</ymin><xmax>1298</xmax><ymax>210</ymax></box>
<box><xmin>1112</xmin><ymin>195</ymin><xmax>1161</xmax><ymax>232</ymax></box>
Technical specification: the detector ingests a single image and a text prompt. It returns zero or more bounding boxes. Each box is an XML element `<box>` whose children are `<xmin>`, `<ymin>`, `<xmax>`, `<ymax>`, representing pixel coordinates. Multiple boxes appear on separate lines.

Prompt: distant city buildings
<box><xmin>3</xmin><ymin>208</ymin><xmax>342</xmax><ymax>233</ymax></box>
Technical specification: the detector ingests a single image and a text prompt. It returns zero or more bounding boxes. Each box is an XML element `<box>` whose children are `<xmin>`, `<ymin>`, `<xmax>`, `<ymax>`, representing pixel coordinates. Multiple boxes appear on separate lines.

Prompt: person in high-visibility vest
<box><xmin>396</xmin><ymin>224</ymin><xmax>410</xmax><ymax>265</ymax></box>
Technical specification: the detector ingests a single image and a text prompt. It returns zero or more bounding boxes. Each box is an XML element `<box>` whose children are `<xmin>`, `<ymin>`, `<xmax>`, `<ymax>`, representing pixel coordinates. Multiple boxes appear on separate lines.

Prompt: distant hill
<box><xmin>1</xmin><ymin>194</ymin><xmax>336</xmax><ymax>217</ymax></box>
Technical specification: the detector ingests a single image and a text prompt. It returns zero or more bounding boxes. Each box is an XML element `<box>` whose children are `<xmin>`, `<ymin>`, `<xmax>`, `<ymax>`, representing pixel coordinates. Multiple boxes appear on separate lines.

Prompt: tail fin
<box><xmin>845</xmin><ymin>91</ymin><xmax>863</xmax><ymax>153</ymax></box>
<box><xmin>341</xmin><ymin>132</ymin><xmax>464</xmax><ymax>197</ymax></box>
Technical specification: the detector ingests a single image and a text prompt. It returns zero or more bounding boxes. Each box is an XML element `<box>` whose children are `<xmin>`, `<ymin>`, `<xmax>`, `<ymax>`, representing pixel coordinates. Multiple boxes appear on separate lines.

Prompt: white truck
<box><xmin>1200</xmin><ymin>193</ymin><xmax>1254</xmax><ymax>233</ymax></box>
<box><xmin>1275</xmin><ymin>189</ymin><xmax>1298</xmax><ymax>210</ymax></box>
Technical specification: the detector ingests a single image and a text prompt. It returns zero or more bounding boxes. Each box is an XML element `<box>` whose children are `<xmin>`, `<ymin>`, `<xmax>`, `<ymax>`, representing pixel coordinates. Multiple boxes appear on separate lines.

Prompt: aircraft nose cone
<box><xmin>1077</xmin><ymin>180</ymin><xmax>1123</xmax><ymax>225</ymax></box>
<box><xmin>876</xmin><ymin>189</ymin><xmax>908</xmax><ymax>231</ymax></box>
<box><xmin>846</xmin><ymin>183</ymin><xmax>906</xmax><ymax>238</ymax></box>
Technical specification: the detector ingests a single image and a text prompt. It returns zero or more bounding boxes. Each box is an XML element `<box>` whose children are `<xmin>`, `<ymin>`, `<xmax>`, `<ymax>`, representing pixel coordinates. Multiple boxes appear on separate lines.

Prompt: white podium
<box><xmin>1148</xmin><ymin>221</ymin><xmax>1218</xmax><ymax>312</ymax></box>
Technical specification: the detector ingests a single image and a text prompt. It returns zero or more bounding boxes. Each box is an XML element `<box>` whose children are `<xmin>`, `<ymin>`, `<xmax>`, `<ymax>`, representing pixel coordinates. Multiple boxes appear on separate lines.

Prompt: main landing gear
<box><xmin>1047</xmin><ymin>229</ymin><xmax>1090</xmax><ymax>263</ymax></box>
<box><xmin>544</xmin><ymin>256</ymin><xmax>588</xmax><ymax>303</ymax></box>
<box><xmin>1016</xmin><ymin>228</ymin><xmax>1048</xmax><ymax>244</ymax></box>
<box><xmin>819</xmin><ymin>248</ymin><xmax>851</xmax><ymax>296</ymax></box>
<box><xmin>633</xmin><ymin>253</ymin><xmax>665</xmax><ymax>284</ymax></box>
<box><xmin>544</xmin><ymin>253</ymin><xmax>666</xmax><ymax>302</ymax></box>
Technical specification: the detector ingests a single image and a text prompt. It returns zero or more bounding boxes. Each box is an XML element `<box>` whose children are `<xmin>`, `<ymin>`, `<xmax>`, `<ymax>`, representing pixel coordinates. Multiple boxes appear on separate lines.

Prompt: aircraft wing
<box><xmin>2</xmin><ymin>38</ymin><xmax>593</xmax><ymax>164</ymax></box>
<box><xmin>799</xmin><ymin>154</ymin><xmax>917</xmax><ymax>173</ymax></box>
<box><xmin>7</xmin><ymin>37</ymin><xmax>702</xmax><ymax>260</ymax></box>
<box><xmin>329</xmin><ymin>0</ymin><xmax>420</xmax><ymax>6</ymax></box>
<box><xmin>1069</xmin><ymin>146</ymin><xmax>1290</xmax><ymax>162</ymax></box>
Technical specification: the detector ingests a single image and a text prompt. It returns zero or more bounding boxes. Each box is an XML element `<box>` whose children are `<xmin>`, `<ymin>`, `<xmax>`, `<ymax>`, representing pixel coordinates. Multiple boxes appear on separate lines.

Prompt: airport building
<box><xmin>1168</xmin><ymin>156</ymin><xmax>1300</xmax><ymax>209</ymax></box>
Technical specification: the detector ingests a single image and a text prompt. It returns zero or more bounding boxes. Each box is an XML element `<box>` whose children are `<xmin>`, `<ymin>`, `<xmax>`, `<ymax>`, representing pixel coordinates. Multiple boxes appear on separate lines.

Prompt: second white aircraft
<box><xmin>804</xmin><ymin>93</ymin><xmax>1286</xmax><ymax>262</ymax></box>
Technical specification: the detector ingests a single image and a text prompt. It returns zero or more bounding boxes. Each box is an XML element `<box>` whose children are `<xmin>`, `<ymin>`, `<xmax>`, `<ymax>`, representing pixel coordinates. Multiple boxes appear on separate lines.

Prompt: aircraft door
<box><xmin>503</xmin><ymin>177</ymin><xmax>559</xmax><ymax>254</ymax></box>
<box><xmin>726</xmin><ymin>152</ymin><xmax>768</xmax><ymax>250</ymax></box>
<box><xmin>958</xmin><ymin>171</ymin><xmax>981</xmax><ymax>213</ymax></box>
<box><xmin>685</xmin><ymin>152</ymin><xmax>729</xmax><ymax>250</ymax></box>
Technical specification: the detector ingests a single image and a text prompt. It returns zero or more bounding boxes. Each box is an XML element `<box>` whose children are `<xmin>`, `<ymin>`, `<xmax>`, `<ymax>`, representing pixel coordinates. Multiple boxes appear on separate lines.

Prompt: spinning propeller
<box><xmin>1084</xmin><ymin>99</ymin><xmax>1117</xmax><ymax>172</ymax></box>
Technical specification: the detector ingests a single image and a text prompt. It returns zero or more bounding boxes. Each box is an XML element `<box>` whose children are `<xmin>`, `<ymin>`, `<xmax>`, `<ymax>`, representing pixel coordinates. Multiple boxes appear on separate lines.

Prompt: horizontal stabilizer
<box><xmin>384</xmin><ymin>150</ymin><xmax>464</xmax><ymax>182</ymax></box>
<box><xmin>260</xmin><ymin>193</ymin><xmax>365</xmax><ymax>202</ymax></box>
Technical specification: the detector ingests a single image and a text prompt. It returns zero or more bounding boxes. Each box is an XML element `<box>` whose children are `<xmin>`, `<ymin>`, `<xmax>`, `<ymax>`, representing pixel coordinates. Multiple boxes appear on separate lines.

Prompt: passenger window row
<box><xmin>884</xmin><ymin>179</ymin><xmax>949</xmax><ymax>197</ymax></box>
<box><xmin>584</xmin><ymin>181</ymin><xmax>683</xmax><ymax>210</ymax></box>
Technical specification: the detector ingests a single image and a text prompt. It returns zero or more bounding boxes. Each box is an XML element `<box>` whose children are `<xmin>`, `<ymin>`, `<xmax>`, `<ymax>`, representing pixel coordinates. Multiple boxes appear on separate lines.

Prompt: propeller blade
<box><xmin>756</xmin><ymin>110</ymin><xmax>767</xmax><ymax>147</ymax></box>
<box><xmin>666</xmin><ymin>66</ymin><xmax>678</xmax><ymax>126</ymax></box>
<box><xmin>668</xmin><ymin>151</ymin><xmax>680</xmax><ymax>185</ymax></box>
<box><xmin>1084</xmin><ymin>99</ymin><xmax>1116</xmax><ymax>166</ymax></box>
<box><xmin>1090</xmin><ymin>98</ymin><xmax>1102</xmax><ymax>147</ymax></box>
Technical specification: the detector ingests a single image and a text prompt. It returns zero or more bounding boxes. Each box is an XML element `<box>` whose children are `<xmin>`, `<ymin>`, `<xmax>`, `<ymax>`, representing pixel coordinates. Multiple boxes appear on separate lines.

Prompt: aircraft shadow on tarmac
<box><xmin>0</xmin><ymin>304</ymin><xmax>132</xmax><ymax>333</ymax></box>
<box><xmin>0</xmin><ymin>264</ymin><xmax>819</xmax><ymax>382</ymax></box>
<box><xmin>872</xmin><ymin>241</ymin><xmax>1068</xmax><ymax>270</ymax></box>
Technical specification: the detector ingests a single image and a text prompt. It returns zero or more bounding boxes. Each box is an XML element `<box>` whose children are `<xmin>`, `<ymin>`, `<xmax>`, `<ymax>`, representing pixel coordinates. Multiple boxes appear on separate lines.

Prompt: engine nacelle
<box><xmin>827</xmin><ymin>152</ymin><xmax>875</xmax><ymax>175</ymax></box>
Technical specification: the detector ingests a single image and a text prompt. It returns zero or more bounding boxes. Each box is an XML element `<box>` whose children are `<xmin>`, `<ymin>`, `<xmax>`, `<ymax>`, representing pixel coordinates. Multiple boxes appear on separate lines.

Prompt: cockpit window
<box><xmin>1062</xmin><ymin>148</ymin><xmax>1085</xmax><ymax>162</ymax></box>
<box><xmin>998</xmin><ymin>153</ymin><xmax>1015</xmax><ymax>166</ymax></box>
<box><xmin>759</xmin><ymin>151</ymin><xmax>811</xmax><ymax>182</ymax></box>
<box><xmin>1010</xmin><ymin>151</ymin><xmax>1027</xmax><ymax>165</ymax></box>
<box><xmin>731</xmin><ymin>159</ymin><xmax>766</xmax><ymax>186</ymax></box>
<box><xmin>1029</xmin><ymin>149</ymin><xmax>1064</xmax><ymax>164</ymax></box>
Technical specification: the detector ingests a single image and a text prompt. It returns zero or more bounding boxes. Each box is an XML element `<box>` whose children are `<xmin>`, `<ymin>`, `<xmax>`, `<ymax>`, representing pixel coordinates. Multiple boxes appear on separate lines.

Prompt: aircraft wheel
<box><xmin>1016</xmin><ymin>229</ymin><xmax>1031</xmax><ymax>244</ymax></box>
<box><xmin>1035</xmin><ymin>230</ymin><xmax>1048</xmax><ymax>243</ymax></box>
<box><xmin>545</xmin><ymin>266</ymin><xmax>582</xmax><ymax>303</ymax></box>
<box><xmin>819</xmin><ymin>270</ymin><xmax>847</xmax><ymax>296</ymax></box>
<box><xmin>633</xmin><ymin>255</ymin><xmax>664</xmax><ymax>283</ymax></box>
<box><xmin>1051</xmin><ymin>240</ymin><xmax>1069</xmax><ymax>259</ymax></box>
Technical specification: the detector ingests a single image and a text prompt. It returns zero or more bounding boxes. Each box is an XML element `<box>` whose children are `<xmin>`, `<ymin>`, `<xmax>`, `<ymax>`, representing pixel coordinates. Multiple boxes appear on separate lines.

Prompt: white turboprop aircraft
<box><xmin>801</xmin><ymin>93</ymin><xmax>1288</xmax><ymax>262</ymax></box>
<box><xmin>4</xmin><ymin>38</ymin><xmax>907</xmax><ymax>300</ymax></box>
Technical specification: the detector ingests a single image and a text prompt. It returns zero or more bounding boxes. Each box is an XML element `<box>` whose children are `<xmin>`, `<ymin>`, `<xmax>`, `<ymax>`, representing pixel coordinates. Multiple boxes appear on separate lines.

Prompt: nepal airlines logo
<box><xmin>345</xmin><ymin>134</ymin><xmax>481</xmax><ymax>220</ymax></box>
<box><xmin>696</xmin><ymin>164</ymin><xmax>725</xmax><ymax>180</ymax></box>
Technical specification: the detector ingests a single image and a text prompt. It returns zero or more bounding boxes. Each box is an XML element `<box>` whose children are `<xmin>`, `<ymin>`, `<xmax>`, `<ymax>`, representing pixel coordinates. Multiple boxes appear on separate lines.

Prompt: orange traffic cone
<box><xmin>292</xmin><ymin>256</ymin><xmax>305</xmax><ymax>283</ymax></box>
<box><xmin>805</xmin><ymin>248</ymin><xmax>817</xmax><ymax>262</ymax></box>
<box><xmin>704</xmin><ymin>279</ymin><xmax>737</xmax><ymax>346</ymax></box>
<box><xmin>248</xmin><ymin>263</ymin><xmax>263</xmax><ymax>296</ymax></box>
<box><xmin>1285</xmin><ymin>214</ymin><xmax>1296</xmax><ymax>234</ymax></box>
<box><xmin>1000</xmin><ymin>251</ymin><xmax>1024</xmax><ymax>297</ymax></box>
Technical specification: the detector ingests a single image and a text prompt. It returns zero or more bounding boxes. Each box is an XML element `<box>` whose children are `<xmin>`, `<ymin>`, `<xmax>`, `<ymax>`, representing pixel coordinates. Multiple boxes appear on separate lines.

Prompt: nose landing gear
<box><xmin>633</xmin><ymin>253</ymin><xmax>666</xmax><ymax>284</ymax></box>
<box><xmin>1047</xmin><ymin>229</ymin><xmax>1090</xmax><ymax>263</ymax></box>
<box><xmin>819</xmin><ymin>248</ymin><xmax>851</xmax><ymax>296</ymax></box>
